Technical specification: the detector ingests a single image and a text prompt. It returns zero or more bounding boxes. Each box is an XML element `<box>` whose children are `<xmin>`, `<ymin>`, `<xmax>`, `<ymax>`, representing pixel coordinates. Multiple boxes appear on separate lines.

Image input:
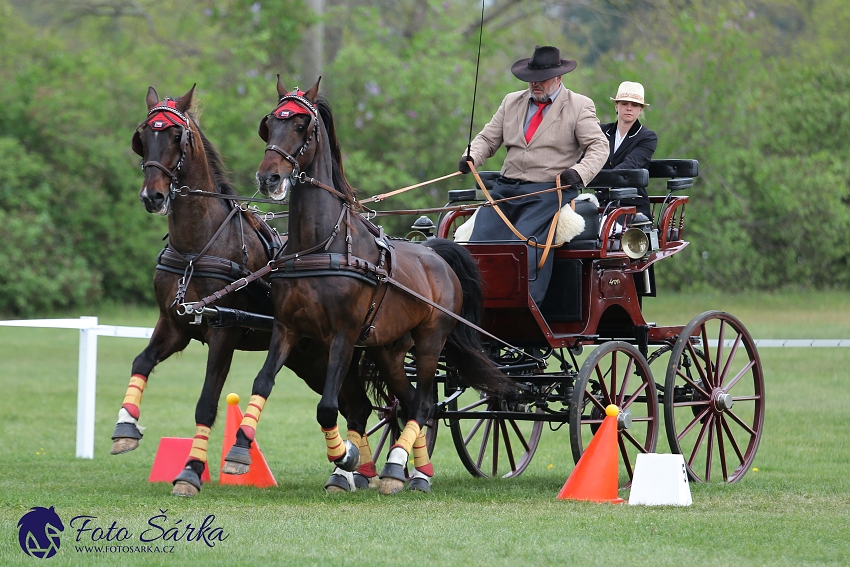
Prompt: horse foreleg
<box><xmin>316</xmin><ymin>335</ymin><xmax>361</xmax><ymax>475</ymax></box>
<box><xmin>325</xmin><ymin>358</ymin><xmax>376</xmax><ymax>492</ymax></box>
<box><xmin>111</xmin><ymin>319</ymin><xmax>190</xmax><ymax>455</ymax></box>
<box><xmin>173</xmin><ymin>331</ymin><xmax>239</xmax><ymax>497</ymax></box>
<box><xmin>222</xmin><ymin>324</ymin><xmax>294</xmax><ymax>476</ymax></box>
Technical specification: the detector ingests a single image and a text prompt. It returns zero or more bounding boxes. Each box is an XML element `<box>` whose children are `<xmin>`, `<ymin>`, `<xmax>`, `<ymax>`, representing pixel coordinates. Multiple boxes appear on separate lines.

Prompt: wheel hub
<box><xmin>713</xmin><ymin>390</ymin><xmax>734</xmax><ymax>412</ymax></box>
<box><xmin>617</xmin><ymin>408</ymin><xmax>632</xmax><ymax>430</ymax></box>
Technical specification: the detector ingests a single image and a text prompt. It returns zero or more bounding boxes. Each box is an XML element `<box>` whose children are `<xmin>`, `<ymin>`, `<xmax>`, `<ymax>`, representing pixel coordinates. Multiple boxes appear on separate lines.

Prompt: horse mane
<box><xmin>187</xmin><ymin>113</ymin><xmax>238</xmax><ymax>199</ymax></box>
<box><xmin>315</xmin><ymin>96</ymin><xmax>359</xmax><ymax>205</ymax></box>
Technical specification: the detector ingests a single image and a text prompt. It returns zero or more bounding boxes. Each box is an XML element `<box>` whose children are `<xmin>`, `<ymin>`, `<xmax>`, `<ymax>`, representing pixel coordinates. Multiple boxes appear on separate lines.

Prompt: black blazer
<box><xmin>600</xmin><ymin>120</ymin><xmax>657</xmax><ymax>216</ymax></box>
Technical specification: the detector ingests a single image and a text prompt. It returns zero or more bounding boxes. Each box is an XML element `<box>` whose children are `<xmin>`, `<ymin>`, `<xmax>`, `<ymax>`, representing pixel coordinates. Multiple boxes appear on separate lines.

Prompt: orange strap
<box><xmin>470</xmin><ymin>164</ymin><xmax>569</xmax><ymax>269</ymax></box>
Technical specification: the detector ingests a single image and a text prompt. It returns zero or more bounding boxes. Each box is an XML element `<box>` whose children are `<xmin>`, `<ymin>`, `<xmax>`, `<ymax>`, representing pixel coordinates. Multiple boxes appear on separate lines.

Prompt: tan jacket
<box><xmin>466</xmin><ymin>88</ymin><xmax>608</xmax><ymax>185</ymax></box>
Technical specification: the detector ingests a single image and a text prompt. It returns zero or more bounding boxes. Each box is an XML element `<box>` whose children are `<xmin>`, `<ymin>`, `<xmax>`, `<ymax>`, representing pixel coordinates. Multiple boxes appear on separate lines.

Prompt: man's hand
<box><xmin>458</xmin><ymin>157</ymin><xmax>473</xmax><ymax>175</ymax></box>
<box><xmin>558</xmin><ymin>168</ymin><xmax>582</xmax><ymax>186</ymax></box>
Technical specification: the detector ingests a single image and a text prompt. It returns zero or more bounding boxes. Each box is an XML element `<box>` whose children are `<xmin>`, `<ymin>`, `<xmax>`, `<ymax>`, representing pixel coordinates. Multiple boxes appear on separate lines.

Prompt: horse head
<box><xmin>255</xmin><ymin>76</ymin><xmax>322</xmax><ymax>201</ymax></box>
<box><xmin>132</xmin><ymin>85</ymin><xmax>197</xmax><ymax>215</ymax></box>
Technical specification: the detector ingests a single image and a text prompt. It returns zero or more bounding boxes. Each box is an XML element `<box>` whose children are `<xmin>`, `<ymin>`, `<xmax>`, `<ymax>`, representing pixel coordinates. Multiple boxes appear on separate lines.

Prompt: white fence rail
<box><xmin>0</xmin><ymin>316</ymin><xmax>847</xmax><ymax>460</ymax></box>
<box><xmin>0</xmin><ymin>317</ymin><xmax>152</xmax><ymax>459</ymax></box>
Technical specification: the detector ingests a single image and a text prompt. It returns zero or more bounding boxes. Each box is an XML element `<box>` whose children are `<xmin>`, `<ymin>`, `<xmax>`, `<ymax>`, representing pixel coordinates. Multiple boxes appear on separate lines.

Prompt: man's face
<box><xmin>529</xmin><ymin>76</ymin><xmax>561</xmax><ymax>102</ymax></box>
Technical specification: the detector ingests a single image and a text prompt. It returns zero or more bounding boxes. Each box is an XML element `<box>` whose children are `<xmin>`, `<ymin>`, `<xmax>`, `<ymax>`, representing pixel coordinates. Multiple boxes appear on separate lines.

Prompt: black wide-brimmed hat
<box><xmin>511</xmin><ymin>45</ymin><xmax>577</xmax><ymax>82</ymax></box>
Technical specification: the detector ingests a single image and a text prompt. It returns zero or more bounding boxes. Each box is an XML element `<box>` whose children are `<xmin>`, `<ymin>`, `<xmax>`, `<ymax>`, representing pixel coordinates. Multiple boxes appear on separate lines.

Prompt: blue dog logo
<box><xmin>17</xmin><ymin>506</ymin><xmax>64</xmax><ymax>559</ymax></box>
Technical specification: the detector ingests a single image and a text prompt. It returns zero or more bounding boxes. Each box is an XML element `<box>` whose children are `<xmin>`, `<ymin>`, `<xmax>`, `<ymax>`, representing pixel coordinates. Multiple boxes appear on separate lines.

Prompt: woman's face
<box><xmin>616</xmin><ymin>101</ymin><xmax>643</xmax><ymax>125</ymax></box>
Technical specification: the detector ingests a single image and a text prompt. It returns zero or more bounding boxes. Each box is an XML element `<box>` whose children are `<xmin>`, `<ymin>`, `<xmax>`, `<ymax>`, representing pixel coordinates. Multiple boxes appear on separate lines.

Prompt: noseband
<box><xmin>259</xmin><ymin>91</ymin><xmax>319</xmax><ymax>185</ymax></box>
<box><xmin>132</xmin><ymin>99</ymin><xmax>194</xmax><ymax>198</ymax></box>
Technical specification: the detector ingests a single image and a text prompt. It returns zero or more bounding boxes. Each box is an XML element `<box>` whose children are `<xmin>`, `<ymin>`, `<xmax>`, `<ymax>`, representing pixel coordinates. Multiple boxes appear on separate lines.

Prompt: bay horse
<box><xmin>222</xmin><ymin>77</ymin><xmax>512</xmax><ymax>494</ymax></box>
<box><xmin>113</xmin><ymin>84</ymin><xmax>376</xmax><ymax>496</ymax></box>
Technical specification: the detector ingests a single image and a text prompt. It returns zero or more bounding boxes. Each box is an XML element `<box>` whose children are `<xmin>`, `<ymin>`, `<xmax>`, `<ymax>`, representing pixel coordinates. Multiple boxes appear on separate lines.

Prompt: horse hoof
<box><xmin>353</xmin><ymin>472</ymin><xmax>379</xmax><ymax>490</ymax></box>
<box><xmin>171</xmin><ymin>481</ymin><xmax>199</xmax><ymax>497</ymax></box>
<box><xmin>379</xmin><ymin>477</ymin><xmax>405</xmax><ymax>495</ymax></box>
<box><xmin>407</xmin><ymin>477</ymin><xmax>431</xmax><ymax>493</ymax></box>
<box><xmin>110</xmin><ymin>437</ymin><xmax>139</xmax><ymax>455</ymax></box>
<box><xmin>324</xmin><ymin>469</ymin><xmax>353</xmax><ymax>493</ymax></box>
<box><xmin>222</xmin><ymin>461</ymin><xmax>250</xmax><ymax>475</ymax></box>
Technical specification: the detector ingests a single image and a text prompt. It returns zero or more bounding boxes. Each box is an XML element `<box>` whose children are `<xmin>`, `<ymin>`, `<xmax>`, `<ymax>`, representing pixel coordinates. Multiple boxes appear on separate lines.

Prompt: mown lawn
<box><xmin>1</xmin><ymin>292</ymin><xmax>848</xmax><ymax>566</ymax></box>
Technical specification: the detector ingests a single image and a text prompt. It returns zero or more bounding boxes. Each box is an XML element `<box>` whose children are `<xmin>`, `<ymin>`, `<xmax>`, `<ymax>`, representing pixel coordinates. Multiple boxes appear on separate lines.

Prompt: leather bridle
<box><xmin>258</xmin><ymin>91</ymin><xmax>319</xmax><ymax>191</ymax></box>
<box><xmin>132</xmin><ymin>100</ymin><xmax>194</xmax><ymax>206</ymax></box>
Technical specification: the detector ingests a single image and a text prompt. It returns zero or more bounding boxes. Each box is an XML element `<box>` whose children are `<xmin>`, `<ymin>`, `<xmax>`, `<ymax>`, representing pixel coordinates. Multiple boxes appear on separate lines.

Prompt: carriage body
<box><xmin>422</xmin><ymin>159</ymin><xmax>765</xmax><ymax>485</ymax></box>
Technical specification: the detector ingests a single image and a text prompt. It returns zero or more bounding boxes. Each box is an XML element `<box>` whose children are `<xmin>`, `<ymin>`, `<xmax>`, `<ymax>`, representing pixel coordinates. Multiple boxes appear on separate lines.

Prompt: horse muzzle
<box><xmin>256</xmin><ymin>171</ymin><xmax>291</xmax><ymax>201</ymax></box>
<box><xmin>140</xmin><ymin>186</ymin><xmax>170</xmax><ymax>215</ymax></box>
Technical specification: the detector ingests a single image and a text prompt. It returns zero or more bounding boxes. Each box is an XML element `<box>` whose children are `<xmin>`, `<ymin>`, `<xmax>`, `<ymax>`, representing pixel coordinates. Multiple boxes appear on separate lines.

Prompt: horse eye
<box><xmin>295</xmin><ymin>124</ymin><xmax>306</xmax><ymax>132</ymax></box>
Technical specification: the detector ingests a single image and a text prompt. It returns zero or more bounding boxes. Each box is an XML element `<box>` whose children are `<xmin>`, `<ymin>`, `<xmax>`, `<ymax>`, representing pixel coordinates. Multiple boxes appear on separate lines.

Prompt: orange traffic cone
<box><xmin>219</xmin><ymin>393</ymin><xmax>277</xmax><ymax>488</ymax></box>
<box><xmin>557</xmin><ymin>404</ymin><xmax>624</xmax><ymax>503</ymax></box>
<box><xmin>148</xmin><ymin>437</ymin><xmax>211</xmax><ymax>483</ymax></box>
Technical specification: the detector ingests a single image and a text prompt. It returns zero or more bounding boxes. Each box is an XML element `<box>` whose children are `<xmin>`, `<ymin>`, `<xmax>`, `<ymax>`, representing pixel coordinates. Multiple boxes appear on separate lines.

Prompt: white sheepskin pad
<box><xmin>454</xmin><ymin>193</ymin><xmax>598</xmax><ymax>245</ymax></box>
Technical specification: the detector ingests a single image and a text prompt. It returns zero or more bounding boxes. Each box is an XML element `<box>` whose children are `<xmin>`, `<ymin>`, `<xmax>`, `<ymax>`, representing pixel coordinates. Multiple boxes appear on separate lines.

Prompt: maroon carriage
<box><xmin>404</xmin><ymin>159</ymin><xmax>766</xmax><ymax>486</ymax></box>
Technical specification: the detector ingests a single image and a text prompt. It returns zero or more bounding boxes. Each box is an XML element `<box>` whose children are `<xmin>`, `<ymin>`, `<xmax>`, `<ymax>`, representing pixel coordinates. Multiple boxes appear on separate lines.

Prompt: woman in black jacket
<box><xmin>599</xmin><ymin>81</ymin><xmax>657</xmax><ymax>217</ymax></box>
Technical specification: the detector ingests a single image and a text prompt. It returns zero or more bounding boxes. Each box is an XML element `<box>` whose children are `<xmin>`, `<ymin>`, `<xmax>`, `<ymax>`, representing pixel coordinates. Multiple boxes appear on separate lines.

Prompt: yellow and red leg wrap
<box><xmin>356</xmin><ymin>433</ymin><xmax>378</xmax><ymax>477</ymax></box>
<box><xmin>187</xmin><ymin>425</ymin><xmax>211</xmax><ymax>463</ymax></box>
<box><xmin>392</xmin><ymin>420</ymin><xmax>421</xmax><ymax>456</ymax></box>
<box><xmin>412</xmin><ymin>426</ymin><xmax>434</xmax><ymax>477</ymax></box>
<box><xmin>121</xmin><ymin>374</ymin><xmax>147</xmax><ymax>420</ymax></box>
<box><xmin>239</xmin><ymin>395</ymin><xmax>266</xmax><ymax>441</ymax></box>
<box><xmin>323</xmin><ymin>425</ymin><xmax>346</xmax><ymax>462</ymax></box>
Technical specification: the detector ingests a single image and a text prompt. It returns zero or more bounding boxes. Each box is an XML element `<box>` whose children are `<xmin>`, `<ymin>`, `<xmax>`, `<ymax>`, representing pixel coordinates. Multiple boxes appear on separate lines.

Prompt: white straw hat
<box><xmin>610</xmin><ymin>81</ymin><xmax>649</xmax><ymax>106</ymax></box>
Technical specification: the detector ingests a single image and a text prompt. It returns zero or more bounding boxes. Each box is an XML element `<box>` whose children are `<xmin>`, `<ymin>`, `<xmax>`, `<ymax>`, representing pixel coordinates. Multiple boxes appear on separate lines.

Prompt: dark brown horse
<box><xmin>112</xmin><ymin>85</ymin><xmax>375</xmax><ymax>496</ymax></box>
<box><xmin>222</xmin><ymin>77</ymin><xmax>512</xmax><ymax>493</ymax></box>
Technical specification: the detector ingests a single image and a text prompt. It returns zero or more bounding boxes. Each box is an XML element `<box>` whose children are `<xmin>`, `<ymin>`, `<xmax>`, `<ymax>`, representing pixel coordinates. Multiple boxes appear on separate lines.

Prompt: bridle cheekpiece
<box><xmin>258</xmin><ymin>89</ymin><xmax>320</xmax><ymax>187</ymax></box>
<box><xmin>132</xmin><ymin>98</ymin><xmax>195</xmax><ymax>201</ymax></box>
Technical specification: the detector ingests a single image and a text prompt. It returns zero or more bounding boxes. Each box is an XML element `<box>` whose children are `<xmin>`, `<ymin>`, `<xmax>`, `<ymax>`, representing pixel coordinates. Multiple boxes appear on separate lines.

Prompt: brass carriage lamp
<box><xmin>622</xmin><ymin>213</ymin><xmax>658</xmax><ymax>260</ymax></box>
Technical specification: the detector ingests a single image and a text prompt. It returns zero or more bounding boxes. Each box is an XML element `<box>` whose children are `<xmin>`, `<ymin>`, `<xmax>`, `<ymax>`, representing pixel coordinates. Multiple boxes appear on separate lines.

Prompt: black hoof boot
<box><xmin>222</xmin><ymin>445</ymin><xmax>252</xmax><ymax>475</ymax></box>
<box><xmin>333</xmin><ymin>439</ymin><xmax>361</xmax><ymax>472</ymax></box>
<box><xmin>172</xmin><ymin>466</ymin><xmax>202</xmax><ymax>497</ymax></box>
<box><xmin>324</xmin><ymin>469</ymin><xmax>353</xmax><ymax>492</ymax></box>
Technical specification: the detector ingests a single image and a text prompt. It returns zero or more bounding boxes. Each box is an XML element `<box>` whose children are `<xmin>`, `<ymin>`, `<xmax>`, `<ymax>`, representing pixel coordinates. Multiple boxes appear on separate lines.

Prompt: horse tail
<box><xmin>426</xmin><ymin>239</ymin><xmax>514</xmax><ymax>393</ymax></box>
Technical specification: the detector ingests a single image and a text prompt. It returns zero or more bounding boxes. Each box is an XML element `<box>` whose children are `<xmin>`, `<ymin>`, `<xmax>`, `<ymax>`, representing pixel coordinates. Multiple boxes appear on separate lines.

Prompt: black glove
<box><xmin>558</xmin><ymin>168</ymin><xmax>582</xmax><ymax>187</ymax></box>
<box><xmin>458</xmin><ymin>157</ymin><xmax>473</xmax><ymax>175</ymax></box>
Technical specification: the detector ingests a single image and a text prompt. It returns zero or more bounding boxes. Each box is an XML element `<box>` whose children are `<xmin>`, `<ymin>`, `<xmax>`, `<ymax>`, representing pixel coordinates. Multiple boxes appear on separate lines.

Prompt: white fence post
<box><xmin>76</xmin><ymin>317</ymin><xmax>98</xmax><ymax>459</ymax></box>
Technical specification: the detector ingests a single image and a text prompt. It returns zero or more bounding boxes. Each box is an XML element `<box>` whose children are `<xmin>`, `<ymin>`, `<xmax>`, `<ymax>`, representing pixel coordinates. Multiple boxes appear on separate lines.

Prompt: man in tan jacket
<box><xmin>459</xmin><ymin>45</ymin><xmax>608</xmax><ymax>304</ymax></box>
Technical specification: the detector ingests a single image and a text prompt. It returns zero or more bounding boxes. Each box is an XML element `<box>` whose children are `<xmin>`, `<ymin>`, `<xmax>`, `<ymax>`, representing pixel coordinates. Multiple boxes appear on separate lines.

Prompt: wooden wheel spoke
<box><xmin>723</xmin><ymin>359</ymin><xmax>755</xmax><ymax>391</ymax></box>
<box><xmin>724</xmin><ymin>408</ymin><xmax>758</xmax><ymax>437</ymax></box>
<box><xmin>622</xmin><ymin>428</ymin><xmax>649</xmax><ymax>453</ymax></box>
<box><xmin>621</xmin><ymin>380</ymin><xmax>648</xmax><ymax>409</ymax></box>
<box><xmin>717</xmin><ymin>332</ymin><xmax>743</xmax><ymax>387</ymax></box>
<box><xmin>508</xmin><ymin>419</ymin><xmax>531</xmax><ymax>453</ymax></box>
<box><xmin>476</xmin><ymin>420</ymin><xmax>492</xmax><ymax>469</ymax></box>
<box><xmin>464</xmin><ymin>418</ymin><xmax>485</xmax><ymax>447</ymax></box>
<box><xmin>492</xmin><ymin>420</ymin><xmax>501</xmax><ymax>477</ymax></box>
<box><xmin>715</xmin><ymin>415</ymin><xmax>728</xmax><ymax>481</ymax></box>
<box><xmin>594</xmin><ymin>365</ymin><xmax>612</xmax><ymax>404</ymax></box>
<box><xmin>618</xmin><ymin>434</ymin><xmax>634</xmax><ymax>479</ymax></box>
<box><xmin>700</xmin><ymin>325</ymin><xmax>715</xmax><ymax>387</ymax></box>
<box><xmin>458</xmin><ymin>397</ymin><xmax>491</xmax><ymax>412</ymax></box>
<box><xmin>686</xmin><ymin>412</ymin><xmax>713</xmax><ymax>467</ymax></box>
<box><xmin>617</xmin><ymin>357</ymin><xmax>635</xmax><ymax>406</ymax></box>
<box><xmin>585</xmin><ymin>390</ymin><xmax>609</xmax><ymax>415</ymax></box>
<box><xmin>610</xmin><ymin>351</ymin><xmax>618</xmax><ymax>404</ymax></box>
<box><xmin>629</xmin><ymin>416</ymin><xmax>654</xmax><ymax>422</ymax></box>
<box><xmin>704</xmin><ymin>414</ymin><xmax>716</xmax><ymax>481</ymax></box>
<box><xmin>720</xmin><ymin>414</ymin><xmax>746</xmax><ymax>464</ymax></box>
<box><xmin>500</xmin><ymin>420</ymin><xmax>517</xmax><ymax>472</ymax></box>
<box><xmin>678</xmin><ymin>405</ymin><xmax>712</xmax><ymax>441</ymax></box>
<box><xmin>683</xmin><ymin>343</ymin><xmax>710</xmax><ymax>393</ymax></box>
<box><xmin>714</xmin><ymin>320</ymin><xmax>726</xmax><ymax>383</ymax></box>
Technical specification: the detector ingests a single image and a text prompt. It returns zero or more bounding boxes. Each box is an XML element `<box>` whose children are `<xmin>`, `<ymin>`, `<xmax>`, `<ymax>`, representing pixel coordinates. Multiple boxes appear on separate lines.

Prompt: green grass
<box><xmin>1</xmin><ymin>292</ymin><xmax>849</xmax><ymax>566</ymax></box>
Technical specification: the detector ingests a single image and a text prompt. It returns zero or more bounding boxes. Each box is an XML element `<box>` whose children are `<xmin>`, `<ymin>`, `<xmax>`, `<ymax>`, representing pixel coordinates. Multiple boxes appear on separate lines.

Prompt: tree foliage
<box><xmin>0</xmin><ymin>0</ymin><xmax>848</xmax><ymax>315</ymax></box>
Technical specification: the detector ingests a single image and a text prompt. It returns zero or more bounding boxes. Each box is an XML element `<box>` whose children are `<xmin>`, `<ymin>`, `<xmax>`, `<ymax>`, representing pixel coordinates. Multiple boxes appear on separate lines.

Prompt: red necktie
<box><xmin>525</xmin><ymin>99</ymin><xmax>552</xmax><ymax>143</ymax></box>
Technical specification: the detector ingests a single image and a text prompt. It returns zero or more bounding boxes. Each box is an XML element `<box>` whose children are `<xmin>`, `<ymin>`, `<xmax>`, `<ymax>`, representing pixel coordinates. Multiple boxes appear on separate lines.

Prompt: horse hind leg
<box><xmin>111</xmin><ymin>322</ymin><xmax>189</xmax><ymax>455</ymax></box>
<box><xmin>326</xmin><ymin>359</ymin><xmax>374</xmax><ymax>493</ymax></box>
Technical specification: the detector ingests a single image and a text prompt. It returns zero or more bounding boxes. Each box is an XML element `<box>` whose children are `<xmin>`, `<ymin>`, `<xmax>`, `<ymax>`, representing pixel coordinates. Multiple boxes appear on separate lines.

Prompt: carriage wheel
<box><xmin>664</xmin><ymin>311</ymin><xmax>764</xmax><ymax>483</ymax></box>
<box><xmin>570</xmin><ymin>341</ymin><xmax>658</xmax><ymax>488</ymax></box>
<box><xmin>367</xmin><ymin>389</ymin><xmax>438</xmax><ymax>467</ymax></box>
<box><xmin>448</xmin><ymin>388</ymin><xmax>544</xmax><ymax>479</ymax></box>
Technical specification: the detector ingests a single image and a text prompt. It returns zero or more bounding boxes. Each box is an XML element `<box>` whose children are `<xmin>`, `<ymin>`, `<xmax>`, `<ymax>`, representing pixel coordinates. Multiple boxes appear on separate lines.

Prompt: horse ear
<box><xmin>146</xmin><ymin>86</ymin><xmax>159</xmax><ymax>110</ymax></box>
<box><xmin>176</xmin><ymin>84</ymin><xmax>196</xmax><ymax>114</ymax></box>
<box><xmin>276</xmin><ymin>74</ymin><xmax>288</xmax><ymax>99</ymax></box>
<box><xmin>304</xmin><ymin>76</ymin><xmax>321</xmax><ymax>103</ymax></box>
